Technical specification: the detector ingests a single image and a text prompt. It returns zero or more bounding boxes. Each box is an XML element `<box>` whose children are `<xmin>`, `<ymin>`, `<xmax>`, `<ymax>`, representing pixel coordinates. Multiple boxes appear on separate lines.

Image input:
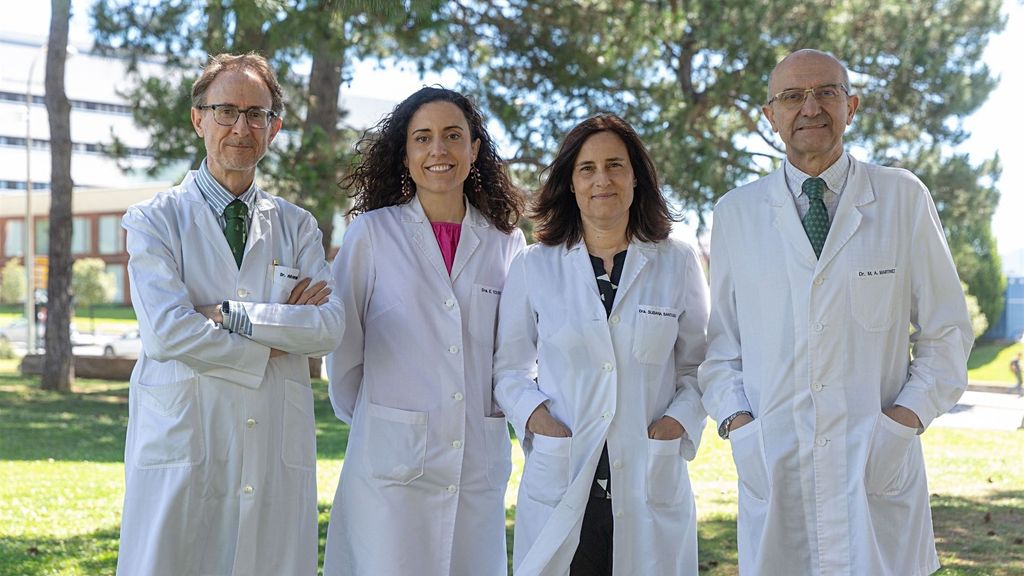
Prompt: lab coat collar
<box><xmin>399</xmin><ymin>194</ymin><xmax>490</xmax><ymax>229</ymax></box>
<box><xmin>403</xmin><ymin>194</ymin><xmax>485</xmax><ymax>286</ymax></box>
<box><xmin>767</xmin><ymin>158</ymin><xmax>875</xmax><ymax>272</ymax></box>
<box><xmin>182</xmin><ymin>172</ymin><xmax>242</xmax><ymax>271</ymax></box>
<box><xmin>563</xmin><ymin>237</ymin><xmax>656</xmax><ymax>315</ymax></box>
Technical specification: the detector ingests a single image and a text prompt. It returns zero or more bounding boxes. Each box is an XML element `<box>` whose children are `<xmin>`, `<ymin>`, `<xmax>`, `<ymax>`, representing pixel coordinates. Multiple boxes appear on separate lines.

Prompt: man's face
<box><xmin>762</xmin><ymin>52</ymin><xmax>859</xmax><ymax>171</ymax></box>
<box><xmin>190</xmin><ymin>69</ymin><xmax>281</xmax><ymax>189</ymax></box>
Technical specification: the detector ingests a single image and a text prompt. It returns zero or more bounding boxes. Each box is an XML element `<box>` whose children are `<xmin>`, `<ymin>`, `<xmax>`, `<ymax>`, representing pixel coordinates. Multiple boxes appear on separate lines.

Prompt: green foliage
<box><xmin>71</xmin><ymin>259</ymin><xmax>116</xmax><ymax>310</ymax></box>
<box><xmin>0</xmin><ymin>258</ymin><xmax>25</xmax><ymax>305</ymax></box>
<box><xmin>914</xmin><ymin>149</ymin><xmax>1005</xmax><ymax>334</ymax></box>
<box><xmin>962</xmin><ymin>281</ymin><xmax>988</xmax><ymax>340</ymax></box>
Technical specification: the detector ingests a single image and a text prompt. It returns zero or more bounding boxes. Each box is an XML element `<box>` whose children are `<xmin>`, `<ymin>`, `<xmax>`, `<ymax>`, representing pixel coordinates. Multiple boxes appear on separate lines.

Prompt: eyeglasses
<box><xmin>767</xmin><ymin>84</ymin><xmax>848</xmax><ymax>108</ymax></box>
<box><xmin>196</xmin><ymin>104</ymin><xmax>278</xmax><ymax>129</ymax></box>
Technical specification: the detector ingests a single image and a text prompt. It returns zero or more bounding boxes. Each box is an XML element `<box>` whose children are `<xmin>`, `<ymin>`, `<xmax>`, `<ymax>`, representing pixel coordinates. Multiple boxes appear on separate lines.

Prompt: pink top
<box><xmin>431</xmin><ymin>222</ymin><xmax>462</xmax><ymax>275</ymax></box>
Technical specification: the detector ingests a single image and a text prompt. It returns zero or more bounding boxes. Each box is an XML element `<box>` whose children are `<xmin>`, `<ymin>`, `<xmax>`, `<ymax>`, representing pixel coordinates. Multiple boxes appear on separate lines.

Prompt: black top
<box><xmin>588</xmin><ymin>249</ymin><xmax>627</xmax><ymax>498</ymax></box>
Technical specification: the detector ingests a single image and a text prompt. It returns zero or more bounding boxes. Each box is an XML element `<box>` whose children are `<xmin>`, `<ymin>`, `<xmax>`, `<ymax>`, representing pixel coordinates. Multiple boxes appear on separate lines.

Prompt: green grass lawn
<box><xmin>968</xmin><ymin>341</ymin><xmax>1024</xmax><ymax>387</ymax></box>
<box><xmin>1</xmin><ymin>358</ymin><xmax>1022</xmax><ymax>575</ymax></box>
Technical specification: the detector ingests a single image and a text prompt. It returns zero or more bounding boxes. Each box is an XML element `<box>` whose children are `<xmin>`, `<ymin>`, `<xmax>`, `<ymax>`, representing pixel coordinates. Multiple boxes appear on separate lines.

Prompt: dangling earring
<box><xmin>401</xmin><ymin>169</ymin><xmax>413</xmax><ymax>197</ymax></box>
<box><xmin>470</xmin><ymin>164</ymin><xmax>482</xmax><ymax>197</ymax></box>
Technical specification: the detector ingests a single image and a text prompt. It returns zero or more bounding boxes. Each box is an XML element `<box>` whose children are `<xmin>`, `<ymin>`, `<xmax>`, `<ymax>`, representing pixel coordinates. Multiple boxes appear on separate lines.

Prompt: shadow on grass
<box><xmin>0</xmin><ymin>526</ymin><xmax>120</xmax><ymax>576</ymax></box>
<box><xmin>0</xmin><ymin>375</ymin><xmax>350</xmax><ymax>462</ymax></box>
<box><xmin>932</xmin><ymin>489</ymin><xmax>1024</xmax><ymax>575</ymax></box>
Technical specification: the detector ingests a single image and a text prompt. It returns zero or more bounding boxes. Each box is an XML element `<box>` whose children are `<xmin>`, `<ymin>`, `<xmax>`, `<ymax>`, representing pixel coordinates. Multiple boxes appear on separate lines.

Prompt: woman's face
<box><xmin>572</xmin><ymin>130</ymin><xmax>635</xmax><ymax>232</ymax></box>
<box><xmin>404</xmin><ymin>100</ymin><xmax>480</xmax><ymax>200</ymax></box>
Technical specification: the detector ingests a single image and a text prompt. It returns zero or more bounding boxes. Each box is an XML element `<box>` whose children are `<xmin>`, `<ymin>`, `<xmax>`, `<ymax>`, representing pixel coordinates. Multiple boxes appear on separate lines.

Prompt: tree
<box><xmin>410</xmin><ymin>0</ymin><xmax>1006</xmax><ymax>324</ymax></box>
<box><xmin>72</xmin><ymin>258</ymin><xmax>116</xmax><ymax>334</ymax></box>
<box><xmin>90</xmin><ymin>0</ymin><xmax>444</xmax><ymax>248</ymax></box>
<box><xmin>42</xmin><ymin>0</ymin><xmax>74</xmax><ymax>392</ymax></box>
<box><xmin>0</xmin><ymin>258</ymin><xmax>25</xmax><ymax>305</ymax></box>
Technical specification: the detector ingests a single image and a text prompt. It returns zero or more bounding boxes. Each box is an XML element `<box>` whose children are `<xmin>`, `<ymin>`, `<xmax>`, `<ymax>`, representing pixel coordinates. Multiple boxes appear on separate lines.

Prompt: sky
<box><xmin>1</xmin><ymin>0</ymin><xmax>1021</xmax><ymax>259</ymax></box>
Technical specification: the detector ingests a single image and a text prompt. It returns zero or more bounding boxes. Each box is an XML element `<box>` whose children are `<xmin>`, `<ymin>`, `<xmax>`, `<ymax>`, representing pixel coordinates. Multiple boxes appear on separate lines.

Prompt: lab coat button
<box><xmin>447</xmin><ymin>485</ymin><xmax>458</xmax><ymax>494</ymax></box>
<box><xmin>452</xmin><ymin>392</ymin><xmax>464</xmax><ymax>401</ymax></box>
<box><xmin>816</xmin><ymin>437</ymin><xmax>828</xmax><ymax>447</ymax></box>
<box><xmin>612</xmin><ymin>460</ymin><xmax>622</xmax><ymax>469</ymax></box>
<box><xmin>243</xmin><ymin>485</ymin><xmax>254</xmax><ymax>495</ymax></box>
<box><xmin>444</xmin><ymin>298</ymin><xmax>455</xmax><ymax>309</ymax></box>
<box><xmin>813</xmin><ymin>322</ymin><xmax>824</xmax><ymax>332</ymax></box>
<box><xmin>814</xmin><ymin>277</ymin><xmax>824</xmax><ymax>286</ymax></box>
<box><xmin>237</xmin><ymin>288</ymin><xmax>247</xmax><ymax>298</ymax></box>
<box><xmin>449</xmin><ymin>345</ymin><xmax>459</xmax><ymax>354</ymax></box>
<box><xmin>246</xmin><ymin>418</ymin><xmax>256</xmax><ymax>428</ymax></box>
<box><xmin>602</xmin><ymin>362</ymin><xmax>613</xmax><ymax>372</ymax></box>
<box><xmin>452</xmin><ymin>440</ymin><xmax>463</xmax><ymax>449</ymax></box>
<box><xmin>601</xmin><ymin>411</ymin><xmax>611</xmax><ymax>420</ymax></box>
<box><xmin>614</xmin><ymin>510</ymin><xmax>623</xmax><ymax>518</ymax></box>
<box><xmin>812</xmin><ymin>382</ymin><xmax>823</xmax><ymax>392</ymax></box>
<box><xmin>609</xmin><ymin>315</ymin><xmax>620</xmax><ymax>325</ymax></box>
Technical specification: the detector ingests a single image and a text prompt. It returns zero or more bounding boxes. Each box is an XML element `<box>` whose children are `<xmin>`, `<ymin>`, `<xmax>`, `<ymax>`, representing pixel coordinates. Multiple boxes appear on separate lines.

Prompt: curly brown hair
<box><xmin>341</xmin><ymin>87</ymin><xmax>523</xmax><ymax>234</ymax></box>
<box><xmin>531</xmin><ymin>113</ymin><xmax>673</xmax><ymax>247</ymax></box>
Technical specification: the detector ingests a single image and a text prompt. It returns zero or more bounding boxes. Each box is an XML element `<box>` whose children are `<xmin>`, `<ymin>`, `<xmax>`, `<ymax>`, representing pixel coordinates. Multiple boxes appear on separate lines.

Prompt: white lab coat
<box><xmin>494</xmin><ymin>238</ymin><xmax>709</xmax><ymax>576</ymax></box>
<box><xmin>116</xmin><ymin>171</ymin><xmax>344</xmax><ymax>576</ymax></box>
<box><xmin>323</xmin><ymin>196</ymin><xmax>525</xmax><ymax>576</ymax></box>
<box><xmin>698</xmin><ymin>158</ymin><xmax>973</xmax><ymax>576</ymax></box>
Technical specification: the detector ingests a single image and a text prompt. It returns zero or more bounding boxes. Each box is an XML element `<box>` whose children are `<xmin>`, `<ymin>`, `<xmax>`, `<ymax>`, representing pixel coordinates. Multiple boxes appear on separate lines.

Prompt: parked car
<box><xmin>0</xmin><ymin>318</ymin><xmax>43</xmax><ymax>347</ymax></box>
<box><xmin>103</xmin><ymin>329</ymin><xmax>142</xmax><ymax>358</ymax></box>
<box><xmin>0</xmin><ymin>318</ymin><xmax>97</xmax><ymax>348</ymax></box>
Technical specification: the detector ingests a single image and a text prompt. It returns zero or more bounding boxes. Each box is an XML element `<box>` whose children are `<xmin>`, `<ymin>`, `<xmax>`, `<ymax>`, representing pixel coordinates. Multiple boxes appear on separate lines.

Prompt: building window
<box><xmin>4</xmin><ymin>220</ymin><xmax>23</xmax><ymax>257</ymax></box>
<box><xmin>71</xmin><ymin>217</ymin><xmax>91</xmax><ymax>254</ymax></box>
<box><xmin>98</xmin><ymin>215</ymin><xmax>123</xmax><ymax>255</ymax></box>
<box><xmin>105</xmin><ymin>263</ymin><xmax>125</xmax><ymax>304</ymax></box>
<box><xmin>35</xmin><ymin>220</ymin><xmax>48</xmax><ymax>256</ymax></box>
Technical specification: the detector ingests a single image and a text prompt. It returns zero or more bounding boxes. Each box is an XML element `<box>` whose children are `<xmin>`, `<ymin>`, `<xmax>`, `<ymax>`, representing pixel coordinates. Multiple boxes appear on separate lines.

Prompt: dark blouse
<box><xmin>588</xmin><ymin>249</ymin><xmax>627</xmax><ymax>498</ymax></box>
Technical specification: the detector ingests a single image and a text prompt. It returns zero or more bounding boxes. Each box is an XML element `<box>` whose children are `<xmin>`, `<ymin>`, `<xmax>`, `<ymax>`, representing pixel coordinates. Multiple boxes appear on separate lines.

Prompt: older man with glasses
<box><xmin>699</xmin><ymin>49</ymin><xmax>972</xmax><ymax>575</ymax></box>
<box><xmin>116</xmin><ymin>52</ymin><xmax>344</xmax><ymax>576</ymax></box>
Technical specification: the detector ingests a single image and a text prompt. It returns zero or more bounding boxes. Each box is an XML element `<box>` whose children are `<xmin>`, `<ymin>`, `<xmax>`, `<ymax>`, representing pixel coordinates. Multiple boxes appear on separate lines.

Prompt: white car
<box><xmin>103</xmin><ymin>329</ymin><xmax>143</xmax><ymax>358</ymax></box>
<box><xmin>0</xmin><ymin>318</ymin><xmax>37</xmax><ymax>345</ymax></box>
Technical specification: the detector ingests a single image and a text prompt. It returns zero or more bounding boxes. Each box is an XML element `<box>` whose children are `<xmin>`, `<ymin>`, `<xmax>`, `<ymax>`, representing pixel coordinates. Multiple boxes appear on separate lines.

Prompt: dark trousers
<box><xmin>569</xmin><ymin>495</ymin><xmax>613</xmax><ymax>575</ymax></box>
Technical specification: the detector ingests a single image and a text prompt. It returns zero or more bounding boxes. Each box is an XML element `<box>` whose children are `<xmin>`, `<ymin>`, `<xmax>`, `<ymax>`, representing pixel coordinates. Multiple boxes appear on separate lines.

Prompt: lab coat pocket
<box><xmin>850</xmin><ymin>260</ymin><xmax>898</xmax><ymax>331</ymax></box>
<box><xmin>645</xmin><ymin>437</ymin><xmax>686</xmax><ymax>507</ymax></box>
<box><xmin>633</xmin><ymin>305</ymin><xmax>681</xmax><ymax>365</ymax></box>
<box><xmin>282</xmin><ymin>379</ymin><xmax>316</xmax><ymax>471</ymax></box>
<box><xmin>365</xmin><ymin>402</ymin><xmax>428</xmax><ymax>485</ymax></box>
<box><xmin>524</xmin><ymin>434</ymin><xmax>572</xmax><ymax>507</ymax></box>
<box><xmin>729</xmin><ymin>419</ymin><xmax>770</xmax><ymax>502</ymax></box>
<box><xmin>134</xmin><ymin>377</ymin><xmax>204</xmax><ymax>469</ymax></box>
<box><xmin>483</xmin><ymin>415</ymin><xmax>513</xmax><ymax>489</ymax></box>
<box><xmin>470</xmin><ymin>284</ymin><xmax>502</xmax><ymax>342</ymax></box>
<box><xmin>271</xmin><ymin>264</ymin><xmax>301</xmax><ymax>303</ymax></box>
<box><xmin>865</xmin><ymin>414</ymin><xmax>916</xmax><ymax>495</ymax></box>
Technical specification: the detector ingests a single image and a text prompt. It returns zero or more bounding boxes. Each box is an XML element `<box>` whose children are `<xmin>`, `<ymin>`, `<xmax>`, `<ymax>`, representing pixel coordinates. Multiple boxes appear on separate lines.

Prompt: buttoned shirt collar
<box><xmin>196</xmin><ymin>159</ymin><xmax>257</xmax><ymax>222</ymax></box>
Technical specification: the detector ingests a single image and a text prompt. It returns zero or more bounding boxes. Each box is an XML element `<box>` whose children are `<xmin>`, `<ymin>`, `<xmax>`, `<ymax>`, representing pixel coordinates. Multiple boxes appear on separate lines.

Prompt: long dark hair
<box><xmin>531</xmin><ymin>113</ymin><xmax>672</xmax><ymax>246</ymax></box>
<box><xmin>341</xmin><ymin>87</ymin><xmax>523</xmax><ymax>233</ymax></box>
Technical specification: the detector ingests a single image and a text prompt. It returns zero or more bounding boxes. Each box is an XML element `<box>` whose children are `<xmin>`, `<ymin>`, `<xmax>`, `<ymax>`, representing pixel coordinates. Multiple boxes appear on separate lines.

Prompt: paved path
<box><xmin>932</xmin><ymin>388</ymin><xmax>1024</xmax><ymax>431</ymax></box>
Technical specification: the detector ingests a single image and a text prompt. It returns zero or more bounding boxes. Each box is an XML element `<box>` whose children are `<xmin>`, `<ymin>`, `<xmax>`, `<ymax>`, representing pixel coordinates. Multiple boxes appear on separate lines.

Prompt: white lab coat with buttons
<box><xmin>323</xmin><ymin>195</ymin><xmax>525</xmax><ymax>576</ymax></box>
<box><xmin>698</xmin><ymin>158</ymin><xmax>973</xmax><ymax>576</ymax></box>
<box><xmin>116</xmin><ymin>171</ymin><xmax>344</xmax><ymax>576</ymax></box>
<box><xmin>494</xmin><ymin>238</ymin><xmax>709</xmax><ymax>576</ymax></box>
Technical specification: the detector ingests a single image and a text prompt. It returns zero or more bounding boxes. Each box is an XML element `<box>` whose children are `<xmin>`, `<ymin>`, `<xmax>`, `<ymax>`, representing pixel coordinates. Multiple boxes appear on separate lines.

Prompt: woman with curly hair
<box><xmin>323</xmin><ymin>86</ymin><xmax>526</xmax><ymax>575</ymax></box>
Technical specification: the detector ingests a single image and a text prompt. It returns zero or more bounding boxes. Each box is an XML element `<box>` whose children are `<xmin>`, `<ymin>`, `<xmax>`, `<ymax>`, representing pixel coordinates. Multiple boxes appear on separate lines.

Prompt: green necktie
<box><xmin>223</xmin><ymin>200</ymin><xmax>248</xmax><ymax>268</ymax></box>
<box><xmin>802</xmin><ymin>177</ymin><xmax>830</xmax><ymax>259</ymax></box>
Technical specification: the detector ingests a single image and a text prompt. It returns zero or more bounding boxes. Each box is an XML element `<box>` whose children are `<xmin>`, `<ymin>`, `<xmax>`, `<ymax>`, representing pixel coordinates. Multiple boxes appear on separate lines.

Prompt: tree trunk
<box><xmin>303</xmin><ymin>8</ymin><xmax>345</xmax><ymax>255</ymax></box>
<box><xmin>41</xmin><ymin>0</ymin><xmax>74</xmax><ymax>392</ymax></box>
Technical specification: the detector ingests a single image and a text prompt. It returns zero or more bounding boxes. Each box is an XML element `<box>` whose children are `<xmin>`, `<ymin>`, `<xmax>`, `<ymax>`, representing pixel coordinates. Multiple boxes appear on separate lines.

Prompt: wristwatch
<box><xmin>718</xmin><ymin>410</ymin><xmax>754</xmax><ymax>439</ymax></box>
<box><xmin>220</xmin><ymin>300</ymin><xmax>231</xmax><ymax>329</ymax></box>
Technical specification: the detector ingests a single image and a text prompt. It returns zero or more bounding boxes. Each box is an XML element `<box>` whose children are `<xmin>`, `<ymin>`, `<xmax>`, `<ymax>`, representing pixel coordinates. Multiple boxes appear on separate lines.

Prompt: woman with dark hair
<box><xmin>494</xmin><ymin>114</ymin><xmax>709</xmax><ymax>575</ymax></box>
<box><xmin>323</xmin><ymin>87</ymin><xmax>525</xmax><ymax>575</ymax></box>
